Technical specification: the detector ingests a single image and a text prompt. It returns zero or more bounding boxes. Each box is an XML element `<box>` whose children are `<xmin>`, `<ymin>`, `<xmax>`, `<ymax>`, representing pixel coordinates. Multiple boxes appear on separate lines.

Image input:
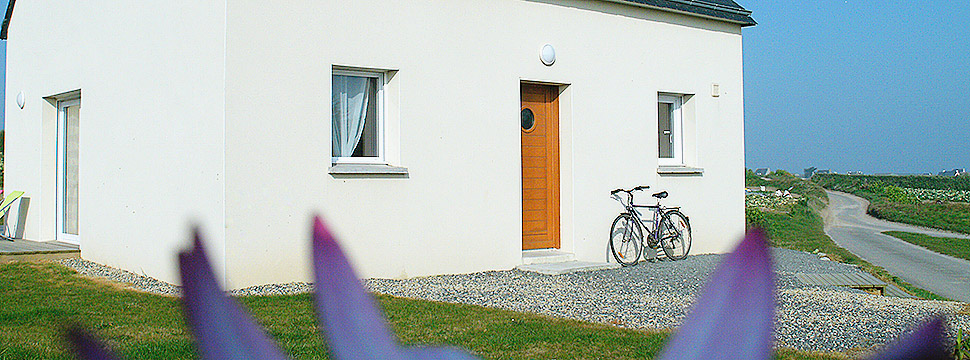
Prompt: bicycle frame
<box><xmin>612</xmin><ymin>191</ymin><xmax>666</xmax><ymax>248</ymax></box>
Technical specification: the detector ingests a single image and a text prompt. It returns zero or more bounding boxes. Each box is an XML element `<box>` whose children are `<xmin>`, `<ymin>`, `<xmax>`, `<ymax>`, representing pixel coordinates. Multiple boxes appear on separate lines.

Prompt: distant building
<box><xmin>754</xmin><ymin>168</ymin><xmax>770</xmax><ymax>176</ymax></box>
<box><xmin>846</xmin><ymin>171</ymin><xmax>864</xmax><ymax>175</ymax></box>
<box><xmin>803</xmin><ymin>167</ymin><xmax>817</xmax><ymax>179</ymax></box>
<box><xmin>938</xmin><ymin>169</ymin><xmax>966</xmax><ymax>177</ymax></box>
<box><xmin>802</xmin><ymin>167</ymin><xmax>834</xmax><ymax>178</ymax></box>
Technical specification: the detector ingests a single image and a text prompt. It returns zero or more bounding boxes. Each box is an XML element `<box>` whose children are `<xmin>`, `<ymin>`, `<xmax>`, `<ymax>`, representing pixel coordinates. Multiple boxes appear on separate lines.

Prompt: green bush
<box><xmin>957</xmin><ymin>328</ymin><xmax>970</xmax><ymax>360</ymax></box>
<box><xmin>903</xmin><ymin>187</ymin><xmax>970</xmax><ymax>203</ymax></box>
<box><xmin>814</xmin><ymin>173</ymin><xmax>970</xmax><ymax>191</ymax></box>
<box><xmin>744</xmin><ymin>168</ymin><xmax>771</xmax><ymax>187</ymax></box>
<box><xmin>763</xmin><ymin>170</ymin><xmax>827</xmax><ymax>200</ymax></box>
<box><xmin>745</xmin><ymin>208</ymin><xmax>770</xmax><ymax>230</ymax></box>
<box><xmin>881</xmin><ymin>185</ymin><xmax>918</xmax><ymax>204</ymax></box>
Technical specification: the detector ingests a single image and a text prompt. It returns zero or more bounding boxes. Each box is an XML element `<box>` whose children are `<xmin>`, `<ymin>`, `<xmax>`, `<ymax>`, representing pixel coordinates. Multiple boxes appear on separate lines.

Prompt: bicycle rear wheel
<box><xmin>659</xmin><ymin>210</ymin><xmax>691</xmax><ymax>260</ymax></box>
<box><xmin>610</xmin><ymin>213</ymin><xmax>642</xmax><ymax>266</ymax></box>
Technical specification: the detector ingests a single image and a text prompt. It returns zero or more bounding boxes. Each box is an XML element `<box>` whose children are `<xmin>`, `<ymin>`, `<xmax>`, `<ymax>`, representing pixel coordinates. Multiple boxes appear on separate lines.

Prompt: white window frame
<box><xmin>658</xmin><ymin>94</ymin><xmax>684</xmax><ymax>166</ymax></box>
<box><xmin>56</xmin><ymin>98</ymin><xmax>81</xmax><ymax>245</ymax></box>
<box><xmin>332</xmin><ymin>69</ymin><xmax>386</xmax><ymax>164</ymax></box>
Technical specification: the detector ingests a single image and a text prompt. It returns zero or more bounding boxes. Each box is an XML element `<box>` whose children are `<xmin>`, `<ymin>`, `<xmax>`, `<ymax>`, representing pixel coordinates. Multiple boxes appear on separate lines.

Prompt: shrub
<box><xmin>903</xmin><ymin>188</ymin><xmax>970</xmax><ymax>203</ymax></box>
<box><xmin>814</xmin><ymin>174</ymin><xmax>970</xmax><ymax>191</ymax></box>
<box><xmin>745</xmin><ymin>208</ymin><xmax>770</xmax><ymax>230</ymax></box>
<box><xmin>882</xmin><ymin>185</ymin><xmax>919</xmax><ymax>204</ymax></box>
<box><xmin>957</xmin><ymin>328</ymin><xmax>970</xmax><ymax>360</ymax></box>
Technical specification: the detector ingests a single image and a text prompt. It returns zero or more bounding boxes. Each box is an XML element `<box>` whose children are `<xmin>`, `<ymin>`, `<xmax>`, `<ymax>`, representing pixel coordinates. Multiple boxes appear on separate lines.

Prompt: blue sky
<box><xmin>742</xmin><ymin>1</ymin><xmax>970</xmax><ymax>174</ymax></box>
<box><xmin>0</xmin><ymin>2</ymin><xmax>966</xmax><ymax>174</ymax></box>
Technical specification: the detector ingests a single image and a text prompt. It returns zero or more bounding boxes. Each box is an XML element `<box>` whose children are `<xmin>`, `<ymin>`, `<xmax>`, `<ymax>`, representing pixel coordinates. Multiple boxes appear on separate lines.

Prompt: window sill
<box><xmin>658</xmin><ymin>166</ymin><xmax>704</xmax><ymax>176</ymax></box>
<box><xmin>329</xmin><ymin>164</ymin><xmax>409</xmax><ymax>178</ymax></box>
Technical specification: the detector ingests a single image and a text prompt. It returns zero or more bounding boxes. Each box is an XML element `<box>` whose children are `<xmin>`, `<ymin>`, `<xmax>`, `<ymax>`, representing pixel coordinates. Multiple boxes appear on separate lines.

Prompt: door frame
<box><xmin>56</xmin><ymin>98</ymin><xmax>80</xmax><ymax>245</ymax></box>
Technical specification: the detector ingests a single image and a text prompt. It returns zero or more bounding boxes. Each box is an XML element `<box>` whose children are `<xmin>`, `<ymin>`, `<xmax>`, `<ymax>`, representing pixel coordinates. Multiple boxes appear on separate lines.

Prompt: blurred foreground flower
<box><xmin>66</xmin><ymin>220</ymin><xmax>950</xmax><ymax>359</ymax></box>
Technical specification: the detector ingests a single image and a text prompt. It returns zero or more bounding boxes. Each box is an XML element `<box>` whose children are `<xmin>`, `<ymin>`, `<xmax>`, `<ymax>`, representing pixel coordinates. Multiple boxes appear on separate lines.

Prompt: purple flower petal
<box><xmin>312</xmin><ymin>216</ymin><xmax>480</xmax><ymax>359</ymax></box>
<box><xmin>178</xmin><ymin>230</ymin><xmax>290</xmax><ymax>360</ymax></box>
<box><xmin>312</xmin><ymin>216</ymin><xmax>404</xmax><ymax>359</ymax></box>
<box><xmin>867</xmin><ymin>317</ymin><xmax>949</xmax><ymax>360</ymax></box>
<box><xmin>657</xmin><ymin>229</ymin><xmax>775</xmax><ymax>360</ymax></box>
<box><xmin>64</xmin><ymin>325</ymin><xmax>123</xmax><ymax>360</ymax></box>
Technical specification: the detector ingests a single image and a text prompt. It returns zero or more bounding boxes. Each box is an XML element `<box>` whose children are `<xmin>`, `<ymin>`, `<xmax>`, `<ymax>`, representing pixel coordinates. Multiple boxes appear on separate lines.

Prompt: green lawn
<box><xmin>869</xmin><ymin>202</ymin><xmax>970</xmax><ymax>235</ymax></box>
<box><xmin>0</xmin><ymin>262</ymin><xmax>844</xmax><ymax>359</ymax></box>
<box><xmin>883</xmin><ymin>231</ymin><xmax>970</xmax><ymax>262</ymax></box>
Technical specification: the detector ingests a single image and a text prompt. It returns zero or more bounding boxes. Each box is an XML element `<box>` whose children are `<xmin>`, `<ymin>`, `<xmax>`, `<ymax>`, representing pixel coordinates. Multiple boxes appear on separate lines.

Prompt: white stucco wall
<box><xmin>222</xmin><ymin>0</ymin><xmax>747</xmax><ymax>288</ymax></box>
<box><xmin>5</xmin><ymin>0</ymin><xmax>746</xmax><ymax>289</ymax></box>
<box><xmin>4</xmin><ymin>0</ymin><xmax>228</xmax><ymax>285</ymax></box>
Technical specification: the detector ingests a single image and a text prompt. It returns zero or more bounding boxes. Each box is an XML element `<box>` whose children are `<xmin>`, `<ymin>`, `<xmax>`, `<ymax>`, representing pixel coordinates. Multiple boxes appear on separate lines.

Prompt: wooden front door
<box><xmin>520</xmin><ymin>83</ymin><xmax>560</xmax><ymax>250</ymax></box>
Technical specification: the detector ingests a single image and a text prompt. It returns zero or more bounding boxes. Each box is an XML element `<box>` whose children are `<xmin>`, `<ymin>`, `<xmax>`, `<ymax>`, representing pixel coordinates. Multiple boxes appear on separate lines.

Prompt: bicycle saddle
<box><xmin>652</xmin><ymin>191</ymin><xmax>668</xmax><ymax>199</ymax></box>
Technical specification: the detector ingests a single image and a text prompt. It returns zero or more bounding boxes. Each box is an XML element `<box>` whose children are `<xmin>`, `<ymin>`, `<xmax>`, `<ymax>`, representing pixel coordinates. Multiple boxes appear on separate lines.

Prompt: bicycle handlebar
<box><xmin>610</xmin><ymin>185</ymin><xmax>650</xmax><ymax>195</ymax></box>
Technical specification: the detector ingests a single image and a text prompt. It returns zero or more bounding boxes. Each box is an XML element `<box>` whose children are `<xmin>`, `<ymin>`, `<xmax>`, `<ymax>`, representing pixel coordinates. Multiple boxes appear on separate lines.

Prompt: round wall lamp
<box><xmin>16</xmin><ymin>91</ymin><xmax>25</xmax><ymax>109</ymax></box>
<box><xmin>540</xmin><ymin>44</ymin><xmax>556</xmax><ymax>66</ymax></box>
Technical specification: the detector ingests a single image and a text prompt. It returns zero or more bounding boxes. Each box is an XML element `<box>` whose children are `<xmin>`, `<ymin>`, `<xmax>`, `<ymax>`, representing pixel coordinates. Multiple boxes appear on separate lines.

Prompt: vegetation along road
<box><xmin>824</xmin><ymin>190</ymin><xmax>970</xmax><ymax>302</ymax></box>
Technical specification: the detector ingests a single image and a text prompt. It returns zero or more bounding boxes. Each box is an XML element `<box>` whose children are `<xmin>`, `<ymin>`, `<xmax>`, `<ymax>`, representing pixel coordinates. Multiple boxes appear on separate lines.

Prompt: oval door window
<box><xmin>521</xmin><ymin>108</ymin><xmax>536</xmax><ymax>131</ymax></box>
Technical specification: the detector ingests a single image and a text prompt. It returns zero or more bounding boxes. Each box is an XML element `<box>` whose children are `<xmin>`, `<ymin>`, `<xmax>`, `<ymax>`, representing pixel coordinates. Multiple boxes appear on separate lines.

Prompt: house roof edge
<box><xmin>1</xmin><ymin>0</ymin><xmax>15</xmax><ymax>40</ymax></box>
<box><xmin>605</xmin><ymin>0</ymin><xmax>757</xmax><ymax>27</ymax></box>
<box><xmin>0</xmin><ymin>0</ymin><xmax>755</xmax><ymax>42</ymax></box>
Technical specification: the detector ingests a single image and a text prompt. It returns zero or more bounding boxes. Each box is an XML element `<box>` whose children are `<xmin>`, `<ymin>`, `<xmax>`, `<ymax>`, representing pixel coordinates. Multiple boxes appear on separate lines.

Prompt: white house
<box><xmin>3</xmin><ymin>0</ymin><xmax>755</xmax><ymax>289</ymax></box>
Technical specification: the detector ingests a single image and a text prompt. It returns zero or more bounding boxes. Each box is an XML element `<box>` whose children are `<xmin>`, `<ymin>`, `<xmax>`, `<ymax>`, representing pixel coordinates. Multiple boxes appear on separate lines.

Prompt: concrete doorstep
<box><xmin>0</xmin><ymin>238</ymin><xmax>80</xmax><ymax>263</ymax></box>
<box><xmin>516</xmin><ymin>261</ymin><xmax>621</xmax><ymax>275</ymax></box>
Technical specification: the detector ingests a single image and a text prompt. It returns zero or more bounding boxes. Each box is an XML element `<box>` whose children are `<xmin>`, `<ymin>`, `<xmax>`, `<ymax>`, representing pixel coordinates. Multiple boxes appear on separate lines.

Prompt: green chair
<box><xmin>0</xmin><ymin>191</ymin><xmax>25</xmax><ymax>241</ymax></box>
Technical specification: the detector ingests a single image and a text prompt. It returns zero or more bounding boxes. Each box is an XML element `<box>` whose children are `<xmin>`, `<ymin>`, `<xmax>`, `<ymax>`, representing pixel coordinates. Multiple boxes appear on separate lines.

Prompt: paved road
<box><xmin>823</xmin><ymin>190</ymin><xmax>970</xmax><ymax>302</ymax></box>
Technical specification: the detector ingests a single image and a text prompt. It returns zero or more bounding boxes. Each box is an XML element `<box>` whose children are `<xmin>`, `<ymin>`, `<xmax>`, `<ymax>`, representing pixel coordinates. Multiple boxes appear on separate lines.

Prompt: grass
<box><xmin>0</xmin><ymin>262</ymin><xmax>845</xmax><ymax>359</ymax></box>
<box><xmin>883</xmin><ymin>231</ymin><xmax>970</xmax><ymax>262</ymax></box>
<box><xmin>868</xmin><ymin>201</ymin><xmax>970</xmax><ymax>235</ymax></box>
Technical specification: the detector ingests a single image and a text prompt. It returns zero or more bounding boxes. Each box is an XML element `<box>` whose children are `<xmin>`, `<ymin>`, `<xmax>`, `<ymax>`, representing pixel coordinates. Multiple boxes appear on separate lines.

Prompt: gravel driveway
<box><xmin>366</xmin><ymin>249</ymin><xmax>970</xmax><ymax>353</ymax></box>
<box><xmin>57</xmin><ymin>248</ymin><xmax>970</xmax><ymax>354</ymax></box>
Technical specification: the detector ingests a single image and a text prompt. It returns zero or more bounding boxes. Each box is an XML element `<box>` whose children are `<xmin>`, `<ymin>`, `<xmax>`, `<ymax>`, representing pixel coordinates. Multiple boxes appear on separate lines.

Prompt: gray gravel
<box><xmin>365</xmin><ymin>248</ymin><xmax>970</xmax><ymax>353</ymax></box>
<box><xmin>57</xmin><ymin>258</ymin><xmax>182</xmax><ymax>296</ymax></box>
<box><xmin>54</xmin><ymin>248</ymin><xmax>970</xmax><ymax>354</ymax></box>
<box><xmin>55</xmin><ymin>258</ymin><xmax>315</xmax><ymax>297</ymax></box>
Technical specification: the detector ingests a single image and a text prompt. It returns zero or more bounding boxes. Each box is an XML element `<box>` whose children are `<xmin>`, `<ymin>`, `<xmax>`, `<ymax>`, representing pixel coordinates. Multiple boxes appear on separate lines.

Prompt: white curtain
<box><xmin>332</xmin><ymin>75</ymin><xmax>371</xmax><ymax>157</ymax></box>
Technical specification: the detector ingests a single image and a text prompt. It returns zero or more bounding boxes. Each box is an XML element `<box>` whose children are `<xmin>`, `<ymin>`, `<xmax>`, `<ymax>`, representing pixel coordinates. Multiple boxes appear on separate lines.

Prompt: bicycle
<box><xmin>609</xmin><ymin>186</ymin><xmax>692</xmax><ymax>265</ymax></box>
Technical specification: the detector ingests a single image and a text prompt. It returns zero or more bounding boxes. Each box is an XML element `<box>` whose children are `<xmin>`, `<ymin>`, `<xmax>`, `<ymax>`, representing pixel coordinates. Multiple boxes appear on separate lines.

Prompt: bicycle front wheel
<box><xmin>659</xmin><ymin>210</ymin><xmax>691</xmax><ymax>260</ymax></box>
<box><xmin>610</xmin><ymin>213</ymin><xmax>643</xmax><ymax>266</ymax></box>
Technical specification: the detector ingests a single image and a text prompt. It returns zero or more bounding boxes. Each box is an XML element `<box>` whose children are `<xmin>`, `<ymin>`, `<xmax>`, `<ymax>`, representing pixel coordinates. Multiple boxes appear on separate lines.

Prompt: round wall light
<box><xmin>540</xmin><ymin>44</ymin><xmax>556</xmax><ymax>66</ymax></box>
<box><xmin>16</xmin><ymin>91</ymin><xmax>25</xmax><ymax>109</ymax></box>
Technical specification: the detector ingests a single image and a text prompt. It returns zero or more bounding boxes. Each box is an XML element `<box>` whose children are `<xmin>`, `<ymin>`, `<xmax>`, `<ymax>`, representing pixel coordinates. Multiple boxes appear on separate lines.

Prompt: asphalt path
<box><xmin>823</xmin><ymin>190</ymin><xmax>970</xmax><ymax>302</ymax></box>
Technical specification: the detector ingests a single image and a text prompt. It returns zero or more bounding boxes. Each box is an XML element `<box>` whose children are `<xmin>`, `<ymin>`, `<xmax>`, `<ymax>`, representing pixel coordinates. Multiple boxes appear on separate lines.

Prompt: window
<box><xmin>657</xmin><ymin>94</ymin><xmax>683</xmax><ymax>165</ymax></box>
<box><xmin>332</xmin><ymin>69</ymin><xmax>384</xmax><ymax>163</ymax></box>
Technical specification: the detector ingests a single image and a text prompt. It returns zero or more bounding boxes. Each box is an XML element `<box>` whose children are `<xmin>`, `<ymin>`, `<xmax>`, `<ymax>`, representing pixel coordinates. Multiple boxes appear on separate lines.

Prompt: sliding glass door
<box><xmin>57</xmin><ymin>98</ymin><xmax>80</xmax><ymax>244</ymax></box>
